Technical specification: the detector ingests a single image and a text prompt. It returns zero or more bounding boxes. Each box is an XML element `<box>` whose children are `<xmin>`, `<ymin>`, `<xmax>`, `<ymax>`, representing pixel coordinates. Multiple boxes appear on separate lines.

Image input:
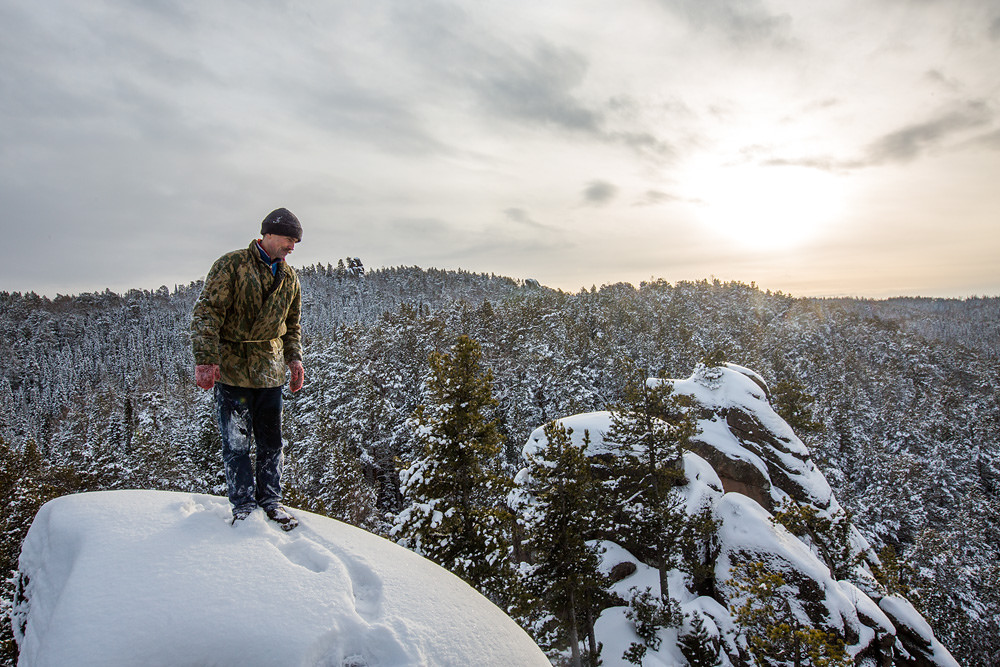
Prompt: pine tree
<box><xmin>514</xmin><ymin>422</ymin><xmax>605</xmax><ymax>667</ymax></box>
<box><xmin>771</xmin><ymin>379</ymin><xmax>823</xmax><ymax>438</ymax></box>
<box><xmin>622</xmin><ymin>586</ymin><xmax>682</xmax><ymax>664</ymax></box>
<box><xmin>701</xmin><ymin>348</ymin><xmax>728</xmax><ymax>369</ymax></box>
<box><xmin>730</xmin><ymin>561</ymin><xmax>852</xmax><ymax>667</ymax></box>
<box><xmin>605</xmin><ymin>370</ymin><xmax>695</xmax><ymax>602</ymax></box>
<box><xmin>679</xmin><ymin>611</ymin><xmax>723</xmax><ymax>666</ymax></box>
<box><xmin>872</xmin><ymin>545</ymin><xmax>914</xmax><ymax>598</ymax></box>
<box><xmin>678</xmin><ymin>505</ymin><xmax>721</xmax><ymax>597</ymax></box>
<box><xmin>286</xmin><ymin>439</ymin><xmax>378</xmax><ymax>531</ymax></box>
<box><xmin>392</xmin><ymin>336</ymin><xmax>512</xmax><ymax>602</ymax></box>
<box><xmin>770</xmin><ymin>499</ymin><xmax>859</xmax><ymax>581</ymax></box>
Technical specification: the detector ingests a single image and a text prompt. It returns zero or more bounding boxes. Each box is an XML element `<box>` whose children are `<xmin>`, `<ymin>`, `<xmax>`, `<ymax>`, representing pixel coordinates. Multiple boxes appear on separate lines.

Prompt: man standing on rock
<box><xmin>191</xmin><ymin>208</ymin><xmax>305</xmax><ymax>530</ymax></box>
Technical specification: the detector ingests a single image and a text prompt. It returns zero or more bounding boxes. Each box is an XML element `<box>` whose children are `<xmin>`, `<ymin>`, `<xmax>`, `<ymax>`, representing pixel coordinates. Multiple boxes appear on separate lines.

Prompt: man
<box><xmin>191</xmin><ymin>207</ymin><xmax>306</xmax><ymax>530</ymax></box>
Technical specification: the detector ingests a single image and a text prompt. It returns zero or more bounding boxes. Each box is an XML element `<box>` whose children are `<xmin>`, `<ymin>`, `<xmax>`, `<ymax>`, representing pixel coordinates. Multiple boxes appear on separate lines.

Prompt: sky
<box><xmin>1</xmin><ymin>0</ymin><xmax>998</xmax><ymax>299</ymax></box>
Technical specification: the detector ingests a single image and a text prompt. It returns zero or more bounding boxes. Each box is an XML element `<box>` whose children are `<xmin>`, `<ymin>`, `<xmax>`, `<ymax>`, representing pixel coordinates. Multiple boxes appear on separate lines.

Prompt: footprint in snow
<box><xmin>276</xmin><ymin>538</ymin><xmax>333</xmax><ymax>574</ymax></box>
<box><xmin>290</xmin><ymin>527</ymin><xmax>385</xmax><ymax>621</ymax></box>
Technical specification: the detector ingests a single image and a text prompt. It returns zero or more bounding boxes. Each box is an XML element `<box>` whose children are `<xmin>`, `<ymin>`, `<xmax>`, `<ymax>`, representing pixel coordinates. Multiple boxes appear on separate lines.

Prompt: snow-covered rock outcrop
<box><xmin>669</xmin><ymin>363</ymin><xmax>833</xmax><ymax>513</ymax></box>
<box><xmin>520</xmin><ymin>364</ymin><xmax>958</xmax><ymax>667</ymax></box>
<box><xmin>13</xmin><ymin>490</ymin><xmax>549</xmax><ymax>667</ymax></box>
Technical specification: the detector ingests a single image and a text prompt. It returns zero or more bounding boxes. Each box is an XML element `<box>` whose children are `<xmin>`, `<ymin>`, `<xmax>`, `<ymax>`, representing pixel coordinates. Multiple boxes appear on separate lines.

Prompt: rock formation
<box><xmin>519</xmin><ymin>363</ymin><xmax>958</xmax><ymax>666</ymax></box>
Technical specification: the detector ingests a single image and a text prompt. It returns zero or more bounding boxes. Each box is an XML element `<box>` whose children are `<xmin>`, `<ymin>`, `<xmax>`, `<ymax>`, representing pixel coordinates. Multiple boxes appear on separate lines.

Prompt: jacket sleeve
<box><xmin>282</xmin><ymin>276</ymin><xmax>302</xmax><ymax>364</ymax></box>
<box><xmin>190</xmin><ymin>255</ymin><xmax>235</xmax><ymax>366</ymax></box>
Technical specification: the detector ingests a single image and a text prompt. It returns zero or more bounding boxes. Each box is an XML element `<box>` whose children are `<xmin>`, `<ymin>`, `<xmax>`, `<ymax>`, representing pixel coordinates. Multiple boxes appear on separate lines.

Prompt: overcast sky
<box><xmin>2</xmin><ymin>0</ymin><xmax>998</xmax><ymax>298</ymax></box>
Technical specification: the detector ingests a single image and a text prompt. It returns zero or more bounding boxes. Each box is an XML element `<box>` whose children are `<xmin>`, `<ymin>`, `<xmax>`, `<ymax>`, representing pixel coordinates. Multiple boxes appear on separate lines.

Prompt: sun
<box><xmin>682</xmin><ymin>163</ymin><xmax>845</xmax><ymax>250</ymax></box>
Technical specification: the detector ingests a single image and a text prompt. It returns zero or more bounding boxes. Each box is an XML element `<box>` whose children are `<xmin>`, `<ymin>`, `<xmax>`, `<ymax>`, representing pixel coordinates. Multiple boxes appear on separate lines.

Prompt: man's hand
<box><xmin>195</xmin><ymin>364</ymin><xmax>221</xmax><ymax>390</ymax></box>
<box><xmin>289</xmin><ymin>360</ymin><xmax>305</xmax><ymax>393</ymax></box>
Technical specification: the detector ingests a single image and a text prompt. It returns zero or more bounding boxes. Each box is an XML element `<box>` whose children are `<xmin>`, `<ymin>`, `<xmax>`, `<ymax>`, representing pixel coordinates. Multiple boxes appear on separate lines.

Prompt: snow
<box><xmin>593</xmin><ymin>606</ymin><xmax>685</xmax><ymax>667</ymax></box>
<box><xmin>14</xmin><ymin>490</ymin><xmax>549</xmax><ymax>667</ymax></box>
<box><xmin>722</xmin><ymin>363</ymin><xmax>770</xmax><ymax>395</ymax></box>
<box><xmin>592</xmin><ymin>539</ymin><xmax>741</xmax><ymax>667</ymax></box>
<box><xmin>594</xmin><ymin>540</ymin><xmax>661</xmax><ymax>601</ymax></box>
<box><xmin>585</xmin><ymin>451</ymin><xmax>731</xmax><ymax>667</ymax></box>
<box><xmin>694</xmin><ymin>415</ymin><xmax>771</xmax><ymax>477</ymax></box>
<box><xmin>714</xmin><ymin>493</ymin><xmax>862</xmax><ymax>636</ymax></box>
<box><xmin>522</xmin><ymin>411</ymin><xmax>616</xmax><ymax>459</ymax></box>
<box><xmin>681</xmin><ymin>595</ymin><xmax>734</xmax><ymax>647</ymax></box>
<box><xmin>879</xmin><ymin>595</ymin><xmax>932</xmax><ymax>641</ymax></box>
<box><xmin>591</xmin><ymin>541</ymin><xmax>686</xmax><ymax>666</ymax></box>
<box><xmin>836</xmin><ymin>580</ymin><xmax>894</xmax><ymax>652</ymax></box>
<box><xmin>879</xmin><ymin>595</ymin><xmax>960</xmax><ymax>667</ymax></box>
<box><xmin>716</xmin><ymin>493</ymin><xmax>814</xmax><ymax>582</ymax></box>
<box><xmin>679</xmin><ymin>451</ymin><xmax>725</xmax><ymax>506</ymax></box>
<box><xmin>668</xmin><ymin>366</ymin><xmax>807</xmax><ymax>457</ymax></box>
<box><xmin>661</xmin><ymin>366</ymin><xmax>835</xmax><ymax>509</ymax></box>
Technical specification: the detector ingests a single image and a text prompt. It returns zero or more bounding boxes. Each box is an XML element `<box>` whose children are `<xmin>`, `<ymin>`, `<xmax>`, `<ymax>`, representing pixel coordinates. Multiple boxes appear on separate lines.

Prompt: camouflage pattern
<box><xmin>191</xmin><ymin>241</ymin><xmax>302</xmax><ymax>388</ymax></box>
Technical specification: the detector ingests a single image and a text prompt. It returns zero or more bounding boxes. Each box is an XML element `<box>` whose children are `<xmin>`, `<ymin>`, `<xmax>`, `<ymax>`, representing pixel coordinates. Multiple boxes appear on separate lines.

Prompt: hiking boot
<box><xmin>265</xmin><ymin>505</ymin><xmax>299</xmax><ymax>531</ymax></box>
<box><xmin>231</xmin><ymin>505</ymin><xmax>255</xmax><ymax>525</ymax></box>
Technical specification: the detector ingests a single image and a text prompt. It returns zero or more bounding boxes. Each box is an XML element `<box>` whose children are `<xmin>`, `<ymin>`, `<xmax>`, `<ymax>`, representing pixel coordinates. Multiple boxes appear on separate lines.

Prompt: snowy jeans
<box><xmin>215</xmin><ymin>383</ymin><xmax>284</xmax><ymax>513</ymax></box>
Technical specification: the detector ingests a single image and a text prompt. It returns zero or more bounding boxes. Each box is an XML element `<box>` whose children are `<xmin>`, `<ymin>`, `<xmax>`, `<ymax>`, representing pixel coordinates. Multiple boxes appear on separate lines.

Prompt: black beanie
<box><xmin>260</xmin><ymin>208</ymin><xmax>302</xmax><ymax>242</ymax></box>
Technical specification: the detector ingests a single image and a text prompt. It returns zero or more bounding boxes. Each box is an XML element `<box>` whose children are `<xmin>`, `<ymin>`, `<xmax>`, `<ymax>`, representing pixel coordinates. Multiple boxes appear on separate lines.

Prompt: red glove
<box><xmin>289</xmin><ymin>361</ymin><xmax>305</xmax><ymax>393</ymax></box>
<box><xmin>195</xmin><ymin>364</ymin><xmax>221</xmax><ymax>390</ymax></box>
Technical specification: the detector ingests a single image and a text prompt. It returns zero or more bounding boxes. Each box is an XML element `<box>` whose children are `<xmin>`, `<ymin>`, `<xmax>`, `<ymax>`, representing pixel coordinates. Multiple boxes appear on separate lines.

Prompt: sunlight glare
<box><xmin>684</xmin><ymin>163</ymin><xmax>845</xmax><ymax>250</ymax></box>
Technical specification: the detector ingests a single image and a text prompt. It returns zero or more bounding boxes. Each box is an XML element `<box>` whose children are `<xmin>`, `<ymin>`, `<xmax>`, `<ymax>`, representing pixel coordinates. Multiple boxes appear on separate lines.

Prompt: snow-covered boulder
<box><xmin>13</xmin><ymin>490</ymin><xmax>549</xmax><ymax>667</ymax></box>
<box><xmin>664</xmin><ymin>363</ymin><xmax>835</xmax><ymax>513</ymax></box>
<box><xmin>519</xmin><ymin>364</ymin><xmax>959</xmax><ymax>667</ymax></box>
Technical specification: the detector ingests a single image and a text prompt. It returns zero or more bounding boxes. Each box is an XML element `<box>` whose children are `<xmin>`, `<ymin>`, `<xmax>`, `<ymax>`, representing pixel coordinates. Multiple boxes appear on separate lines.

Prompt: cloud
<box><xmin>761</xmin><ymin>101</ymin><xmax>997</xmax><ymax>172</ymax></box>
<box><xmin>924</xmin><ymin>69</ymin><xmax>962</xmax><ymax>92</ymax></box>
<box><xmin>653</xmin><ymin>0</ymin><xmax>793</xmax><ymax>47</ymax></box>
<box><xmin>582</xmin><ymin>180</ymin><xmax>618</xmax><ymax>206</ymax></box>
<box><xmin>607</xmin><ymin>130</ymin><xmax>676</xmax><ymax>160</ymax></box>
<box><xmin>968</xmin><ymin>128</ymin><xmax>1000</xmax><ymax>150</ymax></box>
<box><xmin>3</xmin><ymin>0</ymin><xmax>999</xmax><ymax>298</ymax></box>
<box><xmin>368</xmin><ymin>212</ymin><xmax>570</xmax><ymax>274</ymax></box>
<box><xmin>380</xmin><ymin>2</ymin><xmax>680</xmax><ymax>162</ymax></box>
<box><xmin>503</xmin><ymin>208</ymin><xmax>550</xmax><ymax>230</ymax></box>
<box><xmin>472</xmin><ymin>43</ymin><xmax>601</xmax><ymax>133</ymax></box>
<box><xmin>387</xmin><ymin>217</ymin><xmax>453</xmax><ymax>240</ymax></box>
<box><xmin>759</xmin><ymin>156</ymin><xmax>843</xmax><ymax>172</ymax></box>
<box><xmin>865</xmin><ymin>101</ymin><xmax>994</xmax><ymax>164</ymax></box>
<box><xmin>636</xmin><ymin>190</ymin><xmax>698</xmax><ymax>206</ymax></box>
<box><xmin>383</xmin><ymin>2</ymin><xmax>601</xmax><ymax>135</ymax></box>
<box><xmin>462</xmin><ymin>41</ymin><xmax>677</xmax><ymax>159</ymax></box>
<box><xmin>296</xmin><ymin>80</ymin><xmax>450</xmax><ymax>156</ymax></box>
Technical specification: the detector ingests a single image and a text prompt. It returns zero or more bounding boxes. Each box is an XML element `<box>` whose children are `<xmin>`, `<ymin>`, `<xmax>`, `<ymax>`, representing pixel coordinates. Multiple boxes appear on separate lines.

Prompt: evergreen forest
<box><xmin>1</xmin><ymin>264</ymin><xmax>998</xmax><ymax>665</ymax></box>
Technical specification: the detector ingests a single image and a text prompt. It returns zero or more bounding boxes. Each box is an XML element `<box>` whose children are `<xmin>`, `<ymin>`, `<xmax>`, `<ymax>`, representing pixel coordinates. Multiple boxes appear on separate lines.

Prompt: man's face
<box><xmin>261</xmin><ymin>234</ymin><xmax>297</xmax><ymax>260</ymax></box>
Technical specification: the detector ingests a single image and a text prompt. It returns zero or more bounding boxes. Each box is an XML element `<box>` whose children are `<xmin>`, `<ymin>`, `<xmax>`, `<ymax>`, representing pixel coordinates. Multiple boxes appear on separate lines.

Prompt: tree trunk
<box><xmin>585</xmin><ymin>589</ymin><xmax>598</xmax><ymax>667</ymax></box>
<box><xmin>648</xmin><ymin>415</ymin><xmax>670</xmax><ymax>603</ymax></box>
<box><xmin>658</xmin><ymin>549</ymin><xmax>670</xmax><ymax>603</ymax></box>
<box><xmin>567</xmin><ymin>589</ymin><xmax>582</xmax><ymax>667</ymax></box>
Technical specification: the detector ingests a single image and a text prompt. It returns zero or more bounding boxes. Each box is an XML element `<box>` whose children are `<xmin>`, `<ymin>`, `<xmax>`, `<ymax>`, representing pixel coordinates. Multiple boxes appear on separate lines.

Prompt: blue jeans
<box><xmin>215</xmin><ymin>383</ymin><xmax>284</xmax><ymax>512</ymax></box>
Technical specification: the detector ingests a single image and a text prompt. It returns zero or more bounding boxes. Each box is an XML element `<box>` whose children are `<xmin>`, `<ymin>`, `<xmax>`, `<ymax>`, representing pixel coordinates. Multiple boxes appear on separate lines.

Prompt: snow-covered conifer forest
<box><xmin>1</xmin><ymin>265</ymin><xmax>998</xmax><ymax>665</ymax></box>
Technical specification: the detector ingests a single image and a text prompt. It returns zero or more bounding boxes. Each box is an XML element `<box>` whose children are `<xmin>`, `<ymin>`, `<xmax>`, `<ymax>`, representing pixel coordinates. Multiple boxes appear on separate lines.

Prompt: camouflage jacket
<box><xmin>191</xmin><ymin>241</ymin><xmax>302</xmax><ymax>388</ymax></box>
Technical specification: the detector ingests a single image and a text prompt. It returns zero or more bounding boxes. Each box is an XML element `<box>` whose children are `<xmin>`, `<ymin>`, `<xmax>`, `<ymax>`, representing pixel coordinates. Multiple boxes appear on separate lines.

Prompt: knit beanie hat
<box><xmin>261</xmin><ymin>208</ymin><xmax>302</xmax><ymax>242</ymax></box>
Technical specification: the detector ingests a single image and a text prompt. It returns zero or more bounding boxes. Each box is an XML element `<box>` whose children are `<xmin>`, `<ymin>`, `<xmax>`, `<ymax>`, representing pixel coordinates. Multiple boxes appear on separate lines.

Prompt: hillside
<box><xmin>1</xmin><ymin>267</ymin><xmax>998</xmax><ymax>665</ymax></box>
